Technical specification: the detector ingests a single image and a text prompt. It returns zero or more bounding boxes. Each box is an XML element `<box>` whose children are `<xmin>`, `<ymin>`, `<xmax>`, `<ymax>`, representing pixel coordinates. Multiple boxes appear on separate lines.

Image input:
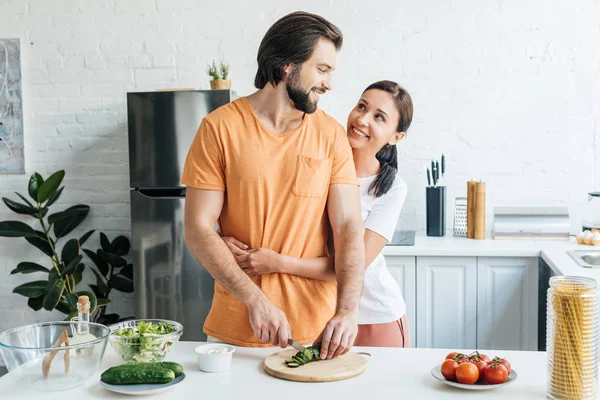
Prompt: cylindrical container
<box><xmin>546</xmin><ymin>276</ymin><xmax>600</xmax><ymax>400</ymax></box>
<box><xmin>426</xmin><ymin>186</ymin><xmax>446</xmax><ymax>237</ymax></box>
<box><xmin>474</xmin><ymin>182</ymin><xmax>486</xmax><ymax>240</ymax></box>
<box><xmin>467</xmin><ymin>181</ymin><xmax>476</xmax><ymax>238</ymax></box>
<box><xmin>582</xmin><ymin>192</ymin><xmax>600</xmax><ymax>231</ymax></box>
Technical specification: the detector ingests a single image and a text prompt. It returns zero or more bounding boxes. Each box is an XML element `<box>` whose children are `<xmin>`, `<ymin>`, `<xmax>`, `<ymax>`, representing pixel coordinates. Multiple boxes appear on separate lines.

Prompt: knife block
<box><xmin>426</xmin><ymin>186</ymin><xmax>446</xmax><ymax>237</ymax></box>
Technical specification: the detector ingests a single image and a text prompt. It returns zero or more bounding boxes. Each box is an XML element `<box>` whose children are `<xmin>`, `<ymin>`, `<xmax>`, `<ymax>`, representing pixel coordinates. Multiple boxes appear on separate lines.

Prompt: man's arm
<box><xmin>316</xmin><ymin>183</ymin><xmax>365</xmax><ymax>359</ymax></box>
<box><xmin>184</xmin><ymin>187</ymin><xmax>291</xmax><ymax>347</ymax></box>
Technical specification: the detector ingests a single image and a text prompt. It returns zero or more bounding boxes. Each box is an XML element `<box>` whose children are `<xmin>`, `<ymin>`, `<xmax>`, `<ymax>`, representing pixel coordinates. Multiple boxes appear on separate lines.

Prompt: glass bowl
<box><xmin>108</xmin><ymin>319</ymin><xmax>183</xmax><ymax>363</ymax></box>
<box><xmin>0</xmin><ymin>321</ymin><xmax>110</xmax><ymax>391</ymax></box>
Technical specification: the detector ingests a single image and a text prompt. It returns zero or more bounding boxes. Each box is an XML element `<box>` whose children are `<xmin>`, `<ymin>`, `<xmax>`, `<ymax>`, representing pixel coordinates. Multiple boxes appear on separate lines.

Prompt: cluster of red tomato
<box><xmin>441</xmin><ymin>351</ymin><xmax>511</xmax><ymax>385</ymax></box>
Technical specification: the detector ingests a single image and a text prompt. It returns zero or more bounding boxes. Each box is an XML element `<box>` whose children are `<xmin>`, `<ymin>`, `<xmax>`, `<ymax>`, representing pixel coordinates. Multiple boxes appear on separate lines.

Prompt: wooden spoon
<box><xmin>42</xmin><ymin>329</ymin><xmax>69</xmax><ymax>378</ymax></box>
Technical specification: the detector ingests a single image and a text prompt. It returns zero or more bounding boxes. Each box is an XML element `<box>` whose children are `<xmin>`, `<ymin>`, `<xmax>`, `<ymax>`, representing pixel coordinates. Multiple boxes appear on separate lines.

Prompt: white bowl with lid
<box><xmin>194</xmin><ymin>343</ymin><xmax>236</xmax><ymax>372</ymax></box>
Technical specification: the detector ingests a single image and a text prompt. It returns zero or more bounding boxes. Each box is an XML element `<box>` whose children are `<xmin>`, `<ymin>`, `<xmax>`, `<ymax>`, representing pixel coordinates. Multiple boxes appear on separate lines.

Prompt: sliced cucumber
<box><xmin>286</xmin><ymin>362</ymin><xmax>300</xmax><ymax>368</ymax></box>
<box><xmin>303</xmin><ymin>348</ymin><xmax>313</xmax><ymax>361</ymax></box>
<box><xmin>293</xmin><ymin>355</ymin><xmax>305</xmax><ymax>365</ymax></box>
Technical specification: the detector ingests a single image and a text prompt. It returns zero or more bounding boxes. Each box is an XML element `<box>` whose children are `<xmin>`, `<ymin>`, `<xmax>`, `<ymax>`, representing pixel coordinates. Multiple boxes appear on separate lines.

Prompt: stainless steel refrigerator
<box><xmin>127</xmin><ymin>90</ymin><xmax>235</xmax><ymax>341</ymax></box>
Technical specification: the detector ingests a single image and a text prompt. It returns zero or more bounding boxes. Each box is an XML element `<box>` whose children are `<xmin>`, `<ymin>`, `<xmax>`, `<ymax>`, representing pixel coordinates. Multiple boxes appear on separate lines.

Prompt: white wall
<box><xmin>0</xmin><ymin>0</ymin><xmax>598</xmax><ymax>335</ymax></box>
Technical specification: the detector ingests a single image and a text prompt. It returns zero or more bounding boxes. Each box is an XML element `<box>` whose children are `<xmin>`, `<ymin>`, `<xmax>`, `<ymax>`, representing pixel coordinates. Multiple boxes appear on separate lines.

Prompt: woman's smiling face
<box><xmin>346</xmin><ymin>89</ymin><xmax>404</xmax><ymax>152</ymax></box>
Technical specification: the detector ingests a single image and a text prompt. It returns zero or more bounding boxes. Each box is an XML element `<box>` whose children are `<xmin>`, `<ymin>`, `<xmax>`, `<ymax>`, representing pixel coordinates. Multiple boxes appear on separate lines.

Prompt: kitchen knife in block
<box><xmin>467</xmin><ymin>181</ymin><xmax>476</xmax><ymax>238</ymax></box>
<box><xmin>263</xmin><ymin>349</ymin><xmax>367</xmax><ymax>382</ymax></box>
<box><xmin>474</xmin><ymin>181</ymin><xmax>486</xmax><ymax>240</ymax></box>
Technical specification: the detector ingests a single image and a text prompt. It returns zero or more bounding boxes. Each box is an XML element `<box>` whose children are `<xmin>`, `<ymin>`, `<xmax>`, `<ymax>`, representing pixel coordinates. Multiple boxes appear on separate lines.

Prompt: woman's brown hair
<box><xmin>364</xmin><ymin>80</ymin><xmax>413</xmax><ymax>197</ymax></box>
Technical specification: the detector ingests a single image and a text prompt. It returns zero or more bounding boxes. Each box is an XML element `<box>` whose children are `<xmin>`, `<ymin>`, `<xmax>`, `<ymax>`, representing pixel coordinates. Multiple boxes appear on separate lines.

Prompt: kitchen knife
<box><xmin>435</xmin><ymin>161</ymin><xmax>440</xmax><ymax>185</ymax></box>
<box><xmin>288</xmin><ymin>338</ymin><xmax>306</xmax><ymax>352</ymax></box>
<box><xmin>441</xmin><ymin>154</ymin><xmax>445</xmax><ymax>177</ymax></box>
<box><xmin>427</xmin><ymin>168</ymin><xmax>431</xmax><ymax>187</ymax></box>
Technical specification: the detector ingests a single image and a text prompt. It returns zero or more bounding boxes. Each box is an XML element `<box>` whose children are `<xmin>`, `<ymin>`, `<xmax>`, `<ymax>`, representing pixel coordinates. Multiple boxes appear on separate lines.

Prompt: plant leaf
<box><xmin>13</xmin><ymin>280</ymin><xmax>47</xmax><ymax>298</ymax></box>
<box><xmin>61</xmin><ymin>238</ymin><xmax>80</xmax><ymax>266</ymax></box>
<box><xmin>38</xmin><ymin>207</ymin><xmax>48</xmax><ymax>218</ymax></box>
<box><xmin>64</xmin><ymin>311</ymin><xmax>78</xmax><ymax>321</ymax></box>
<box><xmin>25</xmin><ymin>231</ymin><xmax>54</xmax><ymax>257</ymax></box>
<box><xmin>83</xmin><ymin>248</ymin><xmax>109</xmax><ymax>276</ymax></box>
<box><xmin>45</xmin><ymin>186</ymin><xmax>64</xmax><ymax>208</ymax></box>
<box><xmin>62</xmin><ymin>254</ymin><xmax>83</xmax><ymax>276</ymax></box>
<box><xmin>55</xmin><ymin>300</ymin><xmax>74</xmax><ymax>315</ymax></box>
<box><xmin>111</xmin><ymin>275</ymin><xmax>134</xmax><ymax>293</ymax></box>
<box><xmin>37</xmin><ymin>170</ymin><xmax>65</xmax><ymax>203</ymax></box>
<box><xmin>73</xmin><ymin>263</ymin><xmax>84</xmax><ymax>284</ymax></box>
<box><xmin>66</xmin><ymin>293</ymin><xmax>79</xmax><ymax>310</ymax></box>
<box><xmin>43</xmin><ymin>279</ymin><xmax>66</xmax><ymax>311</ymax></box>
<box><xmin>0</xmin><ymin>221</ymin><xmax>38</xmax><ymax>237</ymax></box>
<box><xmin>51</xmin><ymin>205</ymin><xmax>90</xmax><ymax>238</ymax></box>
<box><xmin>15</xmin><ymin>192</ymin><xmax>34</xmax><ymax>208</ymax></box>
<box><xmin>28</xmin><ymin>172</ymin><xmax>44</xmax><ymax>201</ymax></box>
<box><xmin>2</xmin><ymin>197</ymin><xmax>38</xmax><ymax>216</ymax></box>
<box><xmin>11</xmin><ymin>262</ymin><xmax>50</xmax><ymax>274</ymax></box>
<box><xmin>49</xmin><ymin>267</ymin><xmax>60</xmax><ymax>282</ymax></box>
<box><xmin>119</xmin><ymin>264</ymin><xmax>133</xmax><ymax>280</ymax></box>
<box><xmin>96</xmin><ymin>298</ymin><xmax>111</xmax><ymax>308</ymax></box>
<box><xmin>89</xmin><ymin>284</ymin><xmax>104</xmax><ymax>299</ymax></box>
<box><xmin>73</xmin><ymin>290</ymin><xmax>97</xmax><ymax>313</ymax></box>
<box><xmin>98</xmin><ymin>313</ymin><xmax>121</xmax><ymax>325</ymax></box>
<box><xmin>28</xmin><ymin>295</ymin><xmax>45</xmax><ymax>311</ymax></box>
<box><xmin>100</xmin><ymin>232</ymin><xmax>110</xmax><ymax>252</ymax></box>
<box><xmin>98</xmin><ymin>249</ymin><xmax>127</xmax><ymax>268</ymax></box>
<box><xmin>79</xmin><ymin>229</ymin><xmax>95</xmax><ymax>246</ymax></box>
<box><xmin>110</xmin><ymin>235</ymin><xmax>130</xmax><ymax>256</ymax></box>
<box><xmin>90</xmin><ymin>268</ymin><xmax>109</xmax><ymax>294</ymax></box>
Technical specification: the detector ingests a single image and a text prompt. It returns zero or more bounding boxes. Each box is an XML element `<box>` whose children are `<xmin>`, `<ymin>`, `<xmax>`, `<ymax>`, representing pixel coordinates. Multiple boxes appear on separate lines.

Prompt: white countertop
<box><xmin>0</xmin><ymin>341</ymin><xmax>548</xmax><ymax>399</ymax></box>
<box><xmin>384</xmin><ymin>234</ymin><xmax>600</xmax><ymax>282</ymax></box>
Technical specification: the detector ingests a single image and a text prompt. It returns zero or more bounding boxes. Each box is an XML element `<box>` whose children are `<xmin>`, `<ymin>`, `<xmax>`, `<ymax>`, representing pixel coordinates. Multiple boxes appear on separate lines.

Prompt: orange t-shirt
<box><xmin>181</xmin><ymin>97</ymin><xmax>358</xmax><ymax>346</ymax></box>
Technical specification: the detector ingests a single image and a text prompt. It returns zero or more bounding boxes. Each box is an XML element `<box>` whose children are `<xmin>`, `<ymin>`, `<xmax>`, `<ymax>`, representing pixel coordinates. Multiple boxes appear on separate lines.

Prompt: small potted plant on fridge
<box><xmin>206</xmin><ymin>59</ymin><xmax>231</xmax><ymax>90</ymax></box>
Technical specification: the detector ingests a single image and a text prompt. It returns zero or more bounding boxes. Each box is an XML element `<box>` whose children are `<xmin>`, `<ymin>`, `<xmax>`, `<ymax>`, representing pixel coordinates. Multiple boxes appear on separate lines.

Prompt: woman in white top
<box><xmin>224</xmin><ymin>80</ymin><xmax>413</xmax><ymax>347</ymax></box>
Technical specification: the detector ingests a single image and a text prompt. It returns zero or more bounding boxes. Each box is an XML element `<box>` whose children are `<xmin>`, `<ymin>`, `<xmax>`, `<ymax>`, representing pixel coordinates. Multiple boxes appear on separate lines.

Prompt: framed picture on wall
<box><xmin>0</xmin><ymin>38</ymin><xmax>24</xmax><ymax>174</ymax></box>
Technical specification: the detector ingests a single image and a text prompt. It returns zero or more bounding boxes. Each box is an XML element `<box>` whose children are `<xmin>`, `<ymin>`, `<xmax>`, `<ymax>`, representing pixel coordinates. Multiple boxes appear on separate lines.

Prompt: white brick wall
<box><xmin>0</xmin><ymin>0</ymin><xmax>599</xmax><ymax>338</ymax></box>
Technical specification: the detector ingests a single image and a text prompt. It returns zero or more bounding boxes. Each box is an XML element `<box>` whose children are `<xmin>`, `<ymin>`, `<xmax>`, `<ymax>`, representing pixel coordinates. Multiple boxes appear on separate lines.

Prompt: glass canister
<box><xmin>582</xmin><ymin>192</ymin><xmax>600</xmax><ymax>231</ymax></box>
<box><xmin>546</xmin><ymin>276</ymin><xmax>600</xmax><ymax>400</ymax></box>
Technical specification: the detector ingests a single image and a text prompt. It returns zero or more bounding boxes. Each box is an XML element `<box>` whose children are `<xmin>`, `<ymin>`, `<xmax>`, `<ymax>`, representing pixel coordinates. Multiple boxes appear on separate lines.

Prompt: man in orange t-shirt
<box><xmin>182</xmin><ymin>11</ymin><xmax>365</xmax><ymax>359</ymax></box>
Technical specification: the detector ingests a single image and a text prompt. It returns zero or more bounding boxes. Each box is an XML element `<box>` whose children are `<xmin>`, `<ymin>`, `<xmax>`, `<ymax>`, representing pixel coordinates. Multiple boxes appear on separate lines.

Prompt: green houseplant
<box><xmin>0</xmin><ymin>170</ymin><xmax>134</xmax><ymax>324</ymax></box>
<box><xmin>206</xmin><ymin>59</ymin><xmax>231</xmax><ymax>90</ymax></box>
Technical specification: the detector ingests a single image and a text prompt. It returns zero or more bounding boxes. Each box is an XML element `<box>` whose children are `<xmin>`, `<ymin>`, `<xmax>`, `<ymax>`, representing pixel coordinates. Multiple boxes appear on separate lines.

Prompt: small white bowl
<box><xmin>194</xmin><ymin>343</ymin><xmax>236</xmax><ymax>372</ymax></box>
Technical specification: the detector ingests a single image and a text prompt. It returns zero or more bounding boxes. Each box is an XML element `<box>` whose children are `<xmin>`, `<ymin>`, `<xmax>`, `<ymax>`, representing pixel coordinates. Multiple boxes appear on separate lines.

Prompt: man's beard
<box><xmin>286</xmin><ymin>67</ymin><xmax>319</xmax><ymax>114</ymax></box>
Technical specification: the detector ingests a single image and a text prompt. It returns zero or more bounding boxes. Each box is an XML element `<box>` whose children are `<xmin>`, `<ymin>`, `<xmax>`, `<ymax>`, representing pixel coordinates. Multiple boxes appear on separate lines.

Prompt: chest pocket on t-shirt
<box><xmin>291</xmin><ymin>155</ymin><xmax>332</xmax><ymax>198</ymax></box>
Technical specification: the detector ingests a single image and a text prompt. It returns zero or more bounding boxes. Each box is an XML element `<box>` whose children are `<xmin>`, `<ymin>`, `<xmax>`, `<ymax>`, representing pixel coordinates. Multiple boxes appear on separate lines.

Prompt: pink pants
<box><xmin>353</xmin><ymin>314</ymin><xmax>410</xmax><ymax>348</ymax></box>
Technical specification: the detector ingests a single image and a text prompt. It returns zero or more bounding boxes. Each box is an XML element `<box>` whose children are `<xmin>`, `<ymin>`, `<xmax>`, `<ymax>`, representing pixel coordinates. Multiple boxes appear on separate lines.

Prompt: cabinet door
<box><xmin>477</xmin><ymin>257</ymin><xmax>538</xmax><ymax>351</ymax></box>
<box><xmin>416</xmin><ymin>257</ymin><xmax>477</xmax><ymax>349</ymax></box>
<box><xmin>385</xmin><ymin>256</ymin><xmax>416</xmax><ymax>346</ymax></box>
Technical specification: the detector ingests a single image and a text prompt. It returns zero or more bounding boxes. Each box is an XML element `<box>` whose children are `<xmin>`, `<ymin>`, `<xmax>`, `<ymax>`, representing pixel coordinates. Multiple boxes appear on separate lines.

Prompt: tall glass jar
<box><xmin>582</xmin><ymin>192</ymin><xmax>600</xmax><ymax>231</ymax></box>
<box><xmin>547</xmin><ymin>276</ymin><xmax>600</xmax><ymax>400</ymax></box>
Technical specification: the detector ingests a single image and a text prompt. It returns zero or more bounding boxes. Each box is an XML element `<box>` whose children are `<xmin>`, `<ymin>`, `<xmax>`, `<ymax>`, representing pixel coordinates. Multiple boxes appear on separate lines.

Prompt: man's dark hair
<box><xmin>254</xmin><ymin>11</ymin><xmax>343</xmax><ymax>89</ymax></box>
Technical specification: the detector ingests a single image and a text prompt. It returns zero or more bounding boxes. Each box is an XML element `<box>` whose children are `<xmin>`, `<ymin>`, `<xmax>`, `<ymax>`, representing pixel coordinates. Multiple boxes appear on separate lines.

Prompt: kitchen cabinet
<box><xmin>476</xmin><ymin>257</ymin><xmax>538</xmax><ymax>351</ymax></box>
<box><xmin>385</xmin><ymin>256</ymin><xmax>416</xmax><ymax>346</ymax></box>
<box><xmin>416</xmin><ymin>257</ymin><xmax>477</xmax><ymax>349</ymax></box>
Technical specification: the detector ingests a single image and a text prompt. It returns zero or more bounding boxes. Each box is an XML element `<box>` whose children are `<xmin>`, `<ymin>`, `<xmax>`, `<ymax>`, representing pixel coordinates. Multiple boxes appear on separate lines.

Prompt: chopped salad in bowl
<box><xmin>108</xmin><ymin>319</ymin><xmax>183</xmax><ymax>363</ymax></box>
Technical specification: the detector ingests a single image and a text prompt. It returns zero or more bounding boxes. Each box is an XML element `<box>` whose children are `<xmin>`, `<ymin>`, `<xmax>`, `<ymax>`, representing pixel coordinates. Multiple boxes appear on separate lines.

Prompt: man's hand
<box><xmin>238</xmin><ymin>248</ymin><xmax>280</xmax><ymax>276</ymax></box>
<box><xmin>222</xmin><ymin>236</ymin><xmax>249</xmax><ymax>255</ymax></box>
<box><xmin>247</xmin><ymin>298</ymin><xmax>291</xmax><ymax>348</ymax></box>
<box><xmin>314</xmin><ymin>313</ymin><xmax>358</xmax><ymax>360</ymax></box>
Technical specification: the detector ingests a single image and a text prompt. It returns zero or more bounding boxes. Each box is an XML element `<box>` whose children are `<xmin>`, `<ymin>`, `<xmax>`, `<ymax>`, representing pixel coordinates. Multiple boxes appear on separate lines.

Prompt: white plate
<box><xmin>100</xmin><ymin>372</ymin><xmax>185</xmax><ymax>396</ymax></box>
<box><xmin>431</xmin><ymin>365</ymin><xmax>517</xmax><ymax>390</ymax></box>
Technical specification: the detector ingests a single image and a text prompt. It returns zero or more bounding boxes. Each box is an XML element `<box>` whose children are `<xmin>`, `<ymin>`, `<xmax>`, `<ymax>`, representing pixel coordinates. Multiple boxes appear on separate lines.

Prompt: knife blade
<box><xmin>441</xmin><ymin>154</ymin><xmax>445</xmax><ymax>177</ymax></box>
<box><xmin>288</xmin><ymin>338</ymin><xmax>306</xmax><ymax>352</ymax></box>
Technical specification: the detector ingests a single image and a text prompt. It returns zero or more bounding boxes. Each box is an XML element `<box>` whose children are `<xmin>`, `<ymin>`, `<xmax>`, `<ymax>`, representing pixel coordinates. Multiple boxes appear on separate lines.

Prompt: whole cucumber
<box><xmin>101</xmin><ymin>364</ymin><xmax>174</xmax><ymax>385</ymax></box>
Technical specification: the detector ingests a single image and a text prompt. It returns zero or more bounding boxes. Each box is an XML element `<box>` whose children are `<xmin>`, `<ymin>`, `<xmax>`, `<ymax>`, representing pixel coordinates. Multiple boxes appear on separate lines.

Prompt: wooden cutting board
<box><xmin>263</xmin><ymin>349</ymin><xmax>368</xmax><ymax>382</ymax></box>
